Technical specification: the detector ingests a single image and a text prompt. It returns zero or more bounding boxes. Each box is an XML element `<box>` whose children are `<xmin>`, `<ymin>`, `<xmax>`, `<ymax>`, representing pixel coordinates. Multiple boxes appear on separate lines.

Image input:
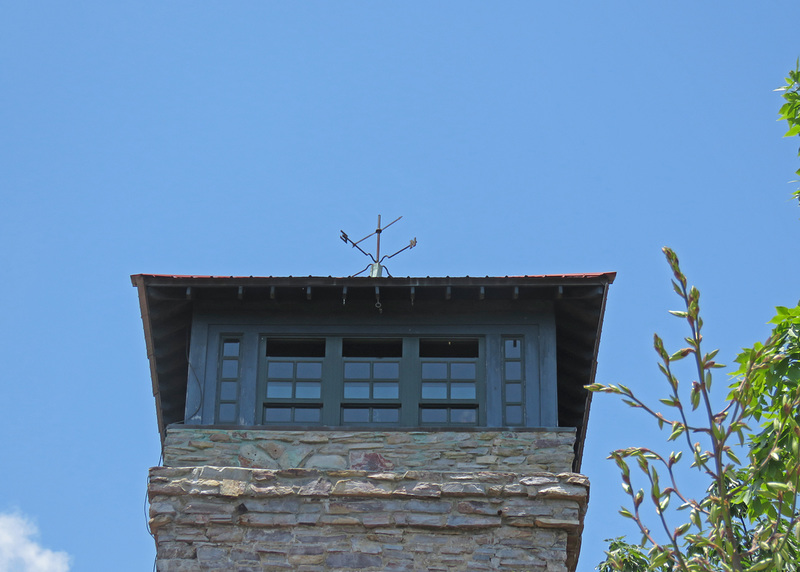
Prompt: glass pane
<box><xmin>504</xmin><ymin>338</ymin><xmax>521</xmax><ymax>359</ymax></box>
<box><xmin>373</xmin><ymin>362</ymin><xmax>399</xmax><ymax>379</ymax></box>
<box><xmin>373</xmin><ymin>383</ymin><xmax>399</xmax><ymax>400</ymax></box>
<box><xmin>421</xmin><ymin>382</ymin><xmax>447</xmax><ymax>400</ymax></box>
<box><xmin>420</xmin><ymin>408</ymin><xmax>448</xmax><ymax>423</ymax></box>
<box><xmin>452</xmin><ymin>408</ymin><xmax>477</xmax><ymax>424</ymax></box>
<box><xmin>451</xmin><ymin>362</ymin><xmax>476</xmax><ymax>380</ymax></box>
<box><xmin>264</xmin><ymin>407</ymin><xmax>292</xmax><ymax>423</ymax></box>
<box><xmin>221</xmin><ymin>359</ymin><xmax>239</xmax><ymax>379</ymax></box>
<box><xmin>267</xmin><ymin>361</ymin><xmax>293</xmax><ymax>379</ymax></box>
<box><xmin>421</xmin><ymin>362</ymin><xmax>447</xmax><ymax>379</ymax></box>
<box><xmin>504</xmin><ymin>361</ymin><xmax>522</xmax><ymax>381</ymax></box>
<box><xmin>344</xmin><ymin>382</ymin><xmax>370</xmax><ymax>399</ymax></box>
<box><xmin>266</xmin><ymin>338</ymin><xmax>325</xmax><ymax>357</ymax></box>
<box><xmin>219</xmin><ymin>381</ymin><xmax>238</xmax><ymax>401</ymax></box>
<box><xmin>295</xmin><ymin>381</ymin><xmax>321</xmax><ymax>399</ymax></box>
<box><xmin>218</xmin><ymin>403</ymin><xmax>237</xmax><ymax>423</ymax></box>
<box><xmin>505</xmin><ymin>383</ymin><xmax>522</xmax><ymax>403</ymax></box>
<box><xmin>419</xmin><ymin>339</ymin><xmax>479</xmax><ymax>358</ymax></box>
<box><xmin>505</xmin><ymin>405</ymin><xmax>523</xmax><ymax>426</ymax></box>
<box><xmin>296</xmin><ymin>362</ymin><xmax>322</xmax><ymax>379</ymax></box>
<box><xmin>344</xmin><ymin>362</ymin><xmax>370</xmax><ymax>379</ymax></box>
<box><xmin>373</xmin><ymin>408</ymin><xmax>399</xmax><ymax>423</ymax></box>
<box><xmin>266</xmin><ymin>381</ymin><xmax>293</xmax><ymax>399</ymax></box>
<box><xmin>342</xmin><ymin>408</ymin><xmax>370</xmax><ymax>423</ymax></box>
<box><xmin>451</xmin><ymin>383</ymin><xmax>476</xmax><ymax>400</ymax></box>
<box><xmin>223</xmin><ymin>341</ymin><xmax>240</xmax><ymax>357</ymax></box>
<box><xmin>294</xmin><ymin>408</ymin><xmax>320</xmax><ymax>423</ymax></box>
<box><xmin>342</xmin><ymin>339</ymin><xmax>402</xmax><ymax>357</ymax></box>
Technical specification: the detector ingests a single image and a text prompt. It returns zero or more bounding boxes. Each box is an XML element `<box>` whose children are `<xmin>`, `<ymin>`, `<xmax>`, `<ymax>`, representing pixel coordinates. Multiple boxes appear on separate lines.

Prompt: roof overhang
<box><xmin>132</xmin><ymin>273</ymin><xmax>615</xmax><ymax>470</ymax></box>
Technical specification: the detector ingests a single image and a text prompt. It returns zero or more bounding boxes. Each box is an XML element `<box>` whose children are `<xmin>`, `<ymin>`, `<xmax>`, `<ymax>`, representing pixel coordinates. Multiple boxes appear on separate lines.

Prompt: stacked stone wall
<box><xmin>150</xmin><ymin>428</ymin><xmax>587</xmax><ymax>571</ymax></box>
<box><xmin>163</xmin><ymin>427</ymin><xmax>576</xmax><ymax>473</ymax></box>
<box><xmin>150</xmin><ymin>465</ymin><xmax>587</xmax><ymax>571</ymax></box>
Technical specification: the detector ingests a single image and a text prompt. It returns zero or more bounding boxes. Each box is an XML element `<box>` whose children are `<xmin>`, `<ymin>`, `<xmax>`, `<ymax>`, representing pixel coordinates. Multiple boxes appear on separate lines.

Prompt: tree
<box><xmin>591</xmin><ymin>64</ymin><xmax>800</xmax><ymax>572</ymax></box>
<box><xmin>776</xmin><ymin>59</ymin><xmax>800</xmax><ymax>203</ymax></box>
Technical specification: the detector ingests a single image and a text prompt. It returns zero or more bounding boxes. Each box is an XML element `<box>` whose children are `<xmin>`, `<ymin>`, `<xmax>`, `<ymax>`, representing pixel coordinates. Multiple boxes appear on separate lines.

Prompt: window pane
<box><xmin>422</xmin><ymin>383</ymin><xmax>447</xmax><ymax>400</ymax></box>
<box><xmin>452</xmin><ymin>408</ymin><xmax>477</xmax><ymax>424</ymax></box>
<box><xmin>295</xmin><ymin>381</ymin><xmax>321</xmax><ymax>399</ymax></box>
<box><xmin>223</xmin><ymin>341</ymin><xmax>240</xmax><ymax>357</ymax></box>
<box><xmin>421</xmin><ymin>408</ymin><xmax>448</xmax><ymax>423</ymax></box>
<box><xmin>267</xmin><ymin>338</ymin><xmax>325</xmax><ymax>357</ymax></box>
<box><xmin>419</xmin><ymin>339</ymin><xmax>479</xmax><ymax>358</ymax></box>
<box><xmin>504</xmin><ymin>338</ymin><xmax>521</xmax><ymax>359</ymax></box>
<box><xmin>344</xmin><ymin>362</ymin><xmax>370</xmax><ymax>379</ymax></box>
<box><xmin>373</xmin><ymin>383</ymin><xmax>399</xmax><ymax>400</ymax></box>
<box><xmin>267</xmin><ymin>361</ymin><xmax>293</xmax><ymax>379</ymax></box>
<box><xmin>421</xmin><ymin>362</ymin><xmax>447</xmax><ymax>379</ymax></box>
<box><xmin>220</xmin><ymin>381</ymin><xmax>238</xmax><ymax>401</ymax></box>
<box><xmin>266</xmin><ymin>381</ymin><xmax>293</xmax><ymax>398</ymax></box>
<box><xmin>342</xmin><ymin>339</ymin><xmax>402</xmax><ymax>357</ymax></box>
<box><xmin>294</xmin><ymin>408</ymin><xmax>320</xmax><ymax>423</ymax></box>
<box><xmin>296</xmin><ymin>362</ymin><xmax>322</xmax><ymax>379</ymax></box>
<box><xmin>373</xmin><ymin>362</ymin><xmax>399</xmax><ymax>379</ymax></box>
<box><xmin>505</xmin><ymin>383</ymin><xmax>522</xmax><ymax>403</ymax></box>
<box><xmin>373</xmin><ymin>408</ymin><xmax>399</xmax><ymax>423</ymax></box>
<box><xmin>221</xmin><ymin>359</ymin><xmax>239</xmax><ymax>378</ymax></box>
<box><xmin>264</xmin><ymin>407</ymin><xmax>292</xmax><ymax>423</ymax></box>
<box><xmin>450</xmin><ymin>363</ymin><xmax>476</xmax><ymax>380</ymax></box>
<box><xmin>451</xmin><ymin>383</ymin><xmax>476</xmax><ymax>400</ymax></box>
<box><xmin>344</xmin><ymin>382</ymin><xmax>370</xmax><ymax>399</ymax></box>
<box><xmin>342</xmin><ymin>408</ymin><xmax>370</xmax><ymax>423</ymax></box>
<box><xmin>505</xmin><ymin>405</ymin><xmax>523</xmax><ymax>426</ymax></box>
<box><xmin>504</xmin><ymin>361</ymin><xmax>522</xmax><ymax>381</ymax></box>
<box><xmin>218</xmin><ymin>403</ymin><xmax>237</xmax><ymax>423</ymax></box>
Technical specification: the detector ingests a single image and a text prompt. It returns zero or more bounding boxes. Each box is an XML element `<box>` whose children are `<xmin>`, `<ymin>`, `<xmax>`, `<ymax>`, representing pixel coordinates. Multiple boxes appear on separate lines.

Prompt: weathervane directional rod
<box><xmin>339</xmin><ymin>214</ymin><xmax>417</xmax><ymax>278</ymax></box>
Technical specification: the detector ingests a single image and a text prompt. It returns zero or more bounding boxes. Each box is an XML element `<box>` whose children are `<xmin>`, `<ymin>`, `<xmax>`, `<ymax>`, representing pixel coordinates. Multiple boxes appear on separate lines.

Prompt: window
<box><xmin>216</xmin><ymin>336</ymin><xmax>242</xmax><ymax>424</ymax></box>
<box><xmin>502</xmin><ymin>337</ymin><xmax>525</xmax><ymax>426</ymax></box>
<box><xmin>204</xmin><ymin>325</ymin><xmax>545</xmax><ymax>429</ymax></box>
<box><xmin>254</xmin><ymin>335</ymin><xmax>484</xmax><ymax>427</ymax></box>
<box><xmin>263</xmin><ymin>338</ymin><xmax>325</xmax><ymax>425</ymax></box>
<box><xmin>418</xmin><ymin>338</ymin><xmax>479</xmax><ymax>425</ymax></box>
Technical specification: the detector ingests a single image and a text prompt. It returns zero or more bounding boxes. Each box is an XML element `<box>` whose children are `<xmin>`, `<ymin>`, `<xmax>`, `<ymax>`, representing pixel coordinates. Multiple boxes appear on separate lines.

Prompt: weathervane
<box><xmin>340</xmin><ymin>215</ymin><xmax>417</xmax><ymax>277</ymax></box>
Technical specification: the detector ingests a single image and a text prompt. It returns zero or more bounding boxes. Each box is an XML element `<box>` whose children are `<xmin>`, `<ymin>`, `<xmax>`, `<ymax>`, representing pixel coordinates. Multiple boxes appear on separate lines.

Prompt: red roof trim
<box><xmin>131</xmin><ymin>272</ymin><xmax>616</xmax><ymax>282</ymax></box>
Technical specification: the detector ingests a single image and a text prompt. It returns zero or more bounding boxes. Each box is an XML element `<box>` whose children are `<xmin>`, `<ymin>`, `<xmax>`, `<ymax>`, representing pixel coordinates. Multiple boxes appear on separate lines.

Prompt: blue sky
<box><xmin>1</xmin><ymin>3</ymin><xmax>799</xmax><ymax>570</ymax></box>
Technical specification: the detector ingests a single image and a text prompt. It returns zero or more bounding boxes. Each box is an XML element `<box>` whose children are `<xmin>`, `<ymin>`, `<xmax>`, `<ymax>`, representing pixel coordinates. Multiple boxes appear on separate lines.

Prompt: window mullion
<box><xmin>322</xmin><ymin>336</ymin><xmax>342</xmax><ymax>426</ymax></box>
<box><xmin>399</xmin><ymin>337</ymin><xmax>418</xmax><ymax>426</ymax></box>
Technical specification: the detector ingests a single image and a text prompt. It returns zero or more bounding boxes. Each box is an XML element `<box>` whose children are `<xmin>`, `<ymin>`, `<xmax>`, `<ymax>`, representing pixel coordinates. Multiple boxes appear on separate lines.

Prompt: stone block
<box><xmin>331</xmin><ymin>480</ymin><xmax>392</xmax><ymax>497</ymax></box>
<box><xmin>305</xmin><ymin>454</ymin><xmax>347</xmax><ymax>470</ymax></box>
<box><xmin>445</xmin><ymin>515</ymin><xmax>502</xmax><ymax>529</ymax></box>
<box><xmin>298</xmin><ymin>477</ymin><xmax>332</xmax><ymax>496</ymax></box>
<box><xmin>536</xmin><ymin>484</ymin><xmax>588</xmax><ymax>501</ymax></box>
<box><xmin>350</xmin><ymin>451</ymin><xmax>394</xmax><ymax>471</ymax></box>
<box><xmin>325</xmin><ymin>553</ymin><xmax>382</xmax><ymax>568</ymax></box>
<box><xmin>441</xmin><ymin>482</ymin><xmax>486</xmax><ymax>496</ymax></box>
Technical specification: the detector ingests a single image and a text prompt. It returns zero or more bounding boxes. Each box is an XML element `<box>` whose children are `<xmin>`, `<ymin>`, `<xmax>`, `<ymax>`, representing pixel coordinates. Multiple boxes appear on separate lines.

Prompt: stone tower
<box><xmin>133</xmin><ymin>272</ymin><xmax>614</xmax><ymax>571</ymax></box>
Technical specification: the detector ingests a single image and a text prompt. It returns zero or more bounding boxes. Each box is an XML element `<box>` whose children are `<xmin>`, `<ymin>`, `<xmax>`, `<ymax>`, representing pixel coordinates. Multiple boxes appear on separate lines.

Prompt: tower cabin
<box><xmin>133</xmin><ymin>272</ymin><xmax>614</xmax><ymax>572</ymax></box>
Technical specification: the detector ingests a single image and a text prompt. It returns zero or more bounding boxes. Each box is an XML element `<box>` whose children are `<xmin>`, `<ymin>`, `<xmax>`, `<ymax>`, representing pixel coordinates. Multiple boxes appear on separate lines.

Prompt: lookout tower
<box><xmin>133</xmin><ymin>268</ymin><xmax>614</xmax><ymax>571</ymax></box>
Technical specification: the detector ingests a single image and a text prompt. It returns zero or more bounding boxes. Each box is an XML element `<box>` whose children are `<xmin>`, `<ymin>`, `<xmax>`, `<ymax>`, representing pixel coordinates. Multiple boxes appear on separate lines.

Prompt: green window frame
<box><xmin>254</xmin><ymin>335</ymin><xmax>485</xmax><ymax>427</ymax></box>
<box><xmin>215</xmin><ymin>335</ymin><xmax>243</xmax><ymax>424</ymax></box>
<box><xmin>502</xmin><ymin>336</ymin><xmax>525</xmax><ymax>426</ymax></box>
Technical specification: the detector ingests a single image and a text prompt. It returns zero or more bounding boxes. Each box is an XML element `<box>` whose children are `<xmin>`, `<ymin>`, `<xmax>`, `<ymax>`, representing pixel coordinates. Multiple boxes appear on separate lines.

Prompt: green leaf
<box><xmin>668</xmin><ymin>422</ymin><xmax>685</xmax><ymax>441</ymax></box>
<box><xmin>784</xmin><ymin>124</ymin><xmax>800</xmax><ymax>137</ymax></box>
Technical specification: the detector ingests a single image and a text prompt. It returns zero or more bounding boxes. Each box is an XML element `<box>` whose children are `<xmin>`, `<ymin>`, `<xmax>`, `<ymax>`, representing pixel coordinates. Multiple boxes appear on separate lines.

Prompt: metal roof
<box><xmin>132</xmin><ymin>272</ymin><xmax>615</xmax><ymax>470</ymax></box>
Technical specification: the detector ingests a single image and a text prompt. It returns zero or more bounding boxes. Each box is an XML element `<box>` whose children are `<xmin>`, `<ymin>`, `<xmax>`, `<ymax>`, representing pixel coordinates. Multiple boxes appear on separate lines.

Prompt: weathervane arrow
<box><xmin>340</xmin><ymin>215</ymin><xmax>417</xmax><ymax>277</ymax></box>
